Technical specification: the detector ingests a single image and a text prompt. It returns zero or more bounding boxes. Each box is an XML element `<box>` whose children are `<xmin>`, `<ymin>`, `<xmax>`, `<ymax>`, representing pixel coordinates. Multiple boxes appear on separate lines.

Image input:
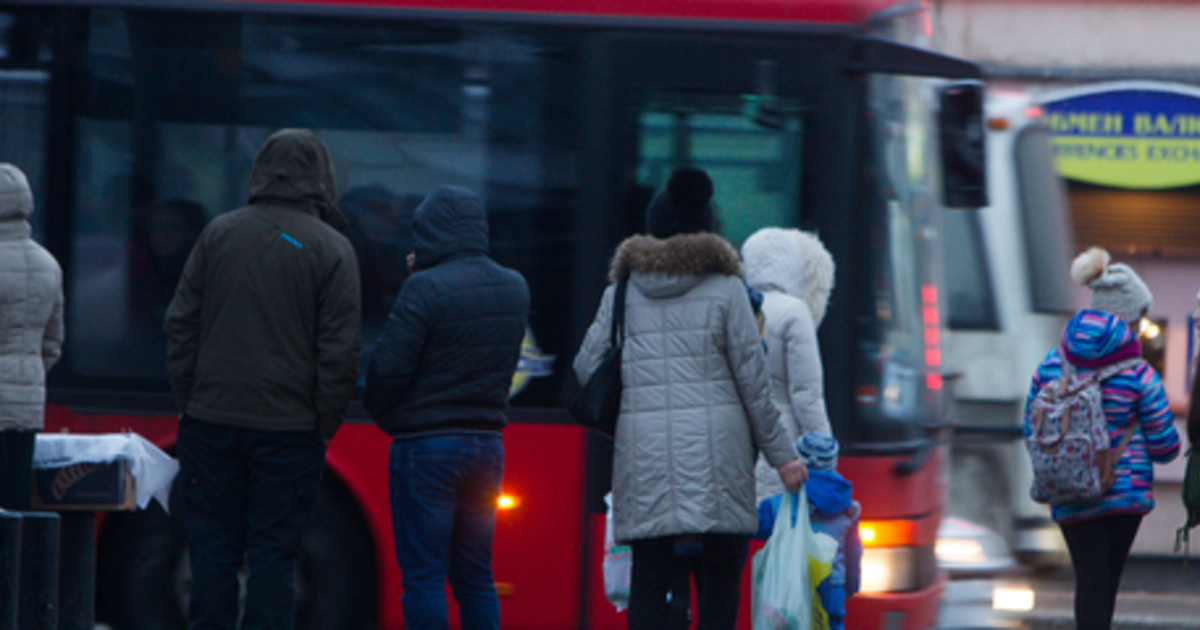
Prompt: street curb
<box><xmin>1026</xmin><ymin>615</ymin><xmax>1200</xmax><ymax>630</ymax></box>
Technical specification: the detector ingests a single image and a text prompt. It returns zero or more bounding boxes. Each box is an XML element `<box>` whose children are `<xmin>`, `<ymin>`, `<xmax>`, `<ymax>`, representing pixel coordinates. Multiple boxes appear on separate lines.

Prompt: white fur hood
<box><xmin>741</xmin><ymin>228</ymin><xmax>834</xmax><ymax>326</ymax></box>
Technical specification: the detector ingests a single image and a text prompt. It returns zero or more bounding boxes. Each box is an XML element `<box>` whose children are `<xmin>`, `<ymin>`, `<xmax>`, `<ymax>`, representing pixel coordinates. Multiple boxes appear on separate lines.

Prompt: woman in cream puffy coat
<box><xmin>574</xmin><ymin>167</ymin><xmax>804</xmax><ymax>630</ymax></box>
<box><xmin>0</xmin><ymin>163</ymin><xmax>64</xmax><ymax>510</ymax></box>
<box><xmin>741</xmin><ymin>227</ymin><xmax>835</xmax><ymax>503</ymax></box>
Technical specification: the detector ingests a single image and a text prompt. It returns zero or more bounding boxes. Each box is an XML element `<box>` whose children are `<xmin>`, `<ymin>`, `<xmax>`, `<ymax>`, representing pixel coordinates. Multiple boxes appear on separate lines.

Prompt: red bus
<box><xmin>0</xmin><ymin>0</ymin><xmax>984</xmax><ymax>628</ymax></box>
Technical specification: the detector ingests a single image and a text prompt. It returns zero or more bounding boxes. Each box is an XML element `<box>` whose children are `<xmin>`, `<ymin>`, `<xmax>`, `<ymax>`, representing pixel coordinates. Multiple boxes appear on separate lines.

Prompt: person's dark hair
<box><xmin>645</xmin><ymin>167</ymin><xmax>715</xmax><ymax>239</ymax></box>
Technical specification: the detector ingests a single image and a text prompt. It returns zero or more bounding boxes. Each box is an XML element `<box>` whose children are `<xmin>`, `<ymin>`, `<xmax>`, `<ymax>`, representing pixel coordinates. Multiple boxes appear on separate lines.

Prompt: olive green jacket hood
<box><xmin>247</xmin><ymin>128</ymin><xmax>348</xmax><ymax>231</ymax></box>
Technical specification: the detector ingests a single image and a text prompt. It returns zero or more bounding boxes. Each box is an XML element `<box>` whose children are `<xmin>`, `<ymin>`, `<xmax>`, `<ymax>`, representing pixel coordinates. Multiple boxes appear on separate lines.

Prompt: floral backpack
<box><xmin>1026</xmin><ymin>354</ymin><xmax>1143</xmax><ymax>505</ymax></box>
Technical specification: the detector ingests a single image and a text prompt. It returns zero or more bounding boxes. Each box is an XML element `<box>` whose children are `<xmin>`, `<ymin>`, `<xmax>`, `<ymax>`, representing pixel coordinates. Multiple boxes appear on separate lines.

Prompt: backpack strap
<box><xmin>1096</xmin><ymin>358</ymin><xmax>1145</xmax><ymax>463</ymax></box>
<box><xmin>1092</xmin><ymin>357</ymin><xmax>1146</xmax><ymax>384</ymax></box>
<box><xmin>1058</xmin><ymin>353</ymin><xmax>1073</xmax><ymax>397</ymax></box>
<box><xmin>1111</xmin><ymin>421</ymin><xmax>1139</xmax><ymax>461</ymax></box>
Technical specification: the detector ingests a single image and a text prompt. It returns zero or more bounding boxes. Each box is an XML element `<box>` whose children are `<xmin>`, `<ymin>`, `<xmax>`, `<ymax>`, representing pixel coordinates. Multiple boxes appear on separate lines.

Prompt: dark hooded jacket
<box><xmin>165</xmin><ymin>129</ymin><xmax>361</xmax><ymax>440</ymax></box>
<box><xmin>363</xmin><ymin>186</ymin><xmax>529</xmax><ymax>436</ymax></box>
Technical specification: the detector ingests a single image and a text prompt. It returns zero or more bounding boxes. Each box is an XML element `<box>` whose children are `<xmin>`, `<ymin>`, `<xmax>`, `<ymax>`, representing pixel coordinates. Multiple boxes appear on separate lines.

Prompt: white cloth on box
<box><xmin>32</xmin><ymin>433</ymin><xmax>180</xmax><ymax>512</ymax></box>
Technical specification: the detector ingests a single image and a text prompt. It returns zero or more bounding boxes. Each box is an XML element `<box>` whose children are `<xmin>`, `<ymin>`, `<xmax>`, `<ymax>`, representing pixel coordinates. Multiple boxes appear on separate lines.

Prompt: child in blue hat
<box><xmin>755</xmin><ymin>432</ymin><xmax>862</xmax><ymax>630</ymax></box>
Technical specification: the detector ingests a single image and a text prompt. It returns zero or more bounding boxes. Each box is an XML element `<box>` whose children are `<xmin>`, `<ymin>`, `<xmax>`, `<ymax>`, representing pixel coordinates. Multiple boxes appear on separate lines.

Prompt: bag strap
<box><xmin>1058</xmin><ymin>352</ymin><xmax>1073</xmax><ymax>397</ymax></box>
<box><xmin>1094</xmin><ymin>357</ymin><xmax>1144</xmax><ymax>461</ymax></box>
<box><xmin>1111</xmin><ymin>421</ymin><xmax>1139</xmax><ymax>462</ymax></box>
<box><xmin>1093</xmin><ymin>357</ymin><xmax>1146</xmax><ymax>384</ymax></box>
<box><xmin>609</xmin><ymin>277</ymin><xmax>629</xmax><ymax>349</ymax></box>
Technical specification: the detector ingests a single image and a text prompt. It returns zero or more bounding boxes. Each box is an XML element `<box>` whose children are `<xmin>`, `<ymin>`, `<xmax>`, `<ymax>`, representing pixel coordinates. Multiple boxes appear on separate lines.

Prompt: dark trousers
<box><xmin>388</xmin><ymin>433</ymin><xmax>504</xmax><ymax>630</ymax></box>
<box><xmin>0</xmin><ymin>430</ymin><xmax>35</xmax><ymax>511</ymax></box>
<box><xmin>628</xmin><ymin>534</ymin><xmax>749</xmax><ymax>630</ymax></box>
<box><xmin>176</xmin><ymin>416</ymin><xmax>325</xmax><ymax>630</ymax></box>
<box><xmin>1059</xmin><ymin>513</ymin><xmax>1143</xmax><ymax>630</ymax></box>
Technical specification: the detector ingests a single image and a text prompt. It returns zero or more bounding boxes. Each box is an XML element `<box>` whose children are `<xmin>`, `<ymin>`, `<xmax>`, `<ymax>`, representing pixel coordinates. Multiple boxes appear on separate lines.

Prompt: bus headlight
<box><xmin>859</xmin><ymin>547</ymin><xmax>918</xmax><ymax>593</ymax></box>
<box><xmin>935</xmin><ymin>538</ymin><xmax>986</xmax><ymax>565</ymax></box>
<box><xmin>936</xmin><ymin>517</ymin><xmax>1016</xmax><ymax>576</ymax></box>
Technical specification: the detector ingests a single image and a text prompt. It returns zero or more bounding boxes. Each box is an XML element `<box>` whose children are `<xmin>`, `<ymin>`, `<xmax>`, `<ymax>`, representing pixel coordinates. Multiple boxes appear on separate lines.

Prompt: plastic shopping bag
<box><xmin>602</xmin><ymin>493</ymin><xmax>632</xmax><ymax>611</ymax></box>
<box><xmin>751</xmin><ymin>489</ymin><xmax>839</xmax><ymax>630</ymax></box>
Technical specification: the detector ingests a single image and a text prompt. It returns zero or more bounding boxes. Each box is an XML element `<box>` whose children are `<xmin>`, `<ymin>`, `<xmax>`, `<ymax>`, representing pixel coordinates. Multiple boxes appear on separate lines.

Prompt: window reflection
<box><xmin>64</xmin><ymin>9</ymin><xmax>579</xmax><ymax>404</ymax></box>
<box><xmin>857</xmin><ymin>73</ymin><xmax>941</xmax><ymax>437</ymax></box>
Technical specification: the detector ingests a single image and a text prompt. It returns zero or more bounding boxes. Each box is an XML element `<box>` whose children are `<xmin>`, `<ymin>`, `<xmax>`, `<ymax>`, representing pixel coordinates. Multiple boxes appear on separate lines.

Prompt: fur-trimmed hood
<box><xmin>609</xmin><ymin>233</ymin><xmax>741</xmax><ymax>281</ymax></box>
<box><xmin>609</xmin><ymin>233</ymin><xmax>742</xmax><ymax>300</ymax></box>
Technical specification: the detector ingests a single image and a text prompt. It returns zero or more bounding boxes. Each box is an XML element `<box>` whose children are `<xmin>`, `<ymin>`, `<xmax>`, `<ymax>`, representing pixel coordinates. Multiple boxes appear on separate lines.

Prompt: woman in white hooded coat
<box><xmin>0</xmin><ymin>163</ymin><xmax>64</xmax><ymax>510</ymax></box>
<box><xmin>741</xmin><ymin>227</ymin><xmax>835</xmax><ymax>503</ymax></box>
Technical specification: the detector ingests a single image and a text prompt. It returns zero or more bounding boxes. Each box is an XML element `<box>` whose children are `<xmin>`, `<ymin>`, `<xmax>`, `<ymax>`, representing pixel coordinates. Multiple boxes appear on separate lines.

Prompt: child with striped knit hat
<box><xmin>755</xmin><ymin>432</ymin><xmax>862</xmax><ymax>630</ymax></box>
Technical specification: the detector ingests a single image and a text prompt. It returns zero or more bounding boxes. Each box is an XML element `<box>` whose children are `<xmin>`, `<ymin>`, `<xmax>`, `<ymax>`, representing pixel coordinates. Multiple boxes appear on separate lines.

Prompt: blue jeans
<box><xmin>389</xmin><ymin>433</ymin><xmax>504</xmax><ymax>630</ymax></box>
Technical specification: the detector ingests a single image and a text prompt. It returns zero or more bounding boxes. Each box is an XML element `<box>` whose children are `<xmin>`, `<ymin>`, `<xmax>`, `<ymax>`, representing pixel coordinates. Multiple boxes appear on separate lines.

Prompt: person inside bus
<box><xmin>165</xmin><ymin>129</ymin><xmax>362</xmax><ymax>630</ymax></box>
<box><xmin>755</xmin><ymin>432</ymin><xmax>862</xmax><ymax>630</ymax></box>
<box><xmin>1024</xmin><ymin>247</ymin><xmax>1180</xmax><ymax>630</ymax></box>
<box><xmin>740</xmin><ymin>226</ymin><xmax>834</xmax><ymax>505</ymax></box>
<box><xmin>363</xmin><ymin>186</ymin><xmax>529</xmax><ymax>630</ymax></box>
<box><xmin>0</xmin><ymin>163</ymin><xmax>64</xmax><ymax>511</ymax></box>
<box><xmin>123</xmin><ymin>198</ymin><xmax>209</xmax><ymax>375</ymax></box>
<box><xmin>573</xmin><ymin>167</ymin><xmax>807</xmax><ymax>630</ymax></box>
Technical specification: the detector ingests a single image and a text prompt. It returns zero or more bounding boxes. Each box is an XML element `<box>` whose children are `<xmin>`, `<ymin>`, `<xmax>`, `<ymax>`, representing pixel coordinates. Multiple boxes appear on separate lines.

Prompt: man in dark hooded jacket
<box><xmin>165</xmin><ymin>129</ymin><xmax>361</xmax><ymax>630</ymax></box>
<box><xmin>364</xmin><ymin>186</ymin><xmax>528</xmax><ymax>630</ymax></box>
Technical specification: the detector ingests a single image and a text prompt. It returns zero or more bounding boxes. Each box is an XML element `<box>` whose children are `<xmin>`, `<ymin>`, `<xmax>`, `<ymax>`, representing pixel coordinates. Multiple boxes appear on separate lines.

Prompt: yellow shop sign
<box><xmin>1041</xmin><ymin>84</ymin><xmax>1200</xmax><ymax>189</ymax></box>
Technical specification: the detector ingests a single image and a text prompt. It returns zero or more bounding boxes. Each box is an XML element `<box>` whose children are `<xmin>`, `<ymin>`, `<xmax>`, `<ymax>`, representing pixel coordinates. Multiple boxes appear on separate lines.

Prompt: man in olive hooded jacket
<box><xmin>165</xmin><ymin>129</ymin><xmax>361</xmax><ymax>630</ymax></box>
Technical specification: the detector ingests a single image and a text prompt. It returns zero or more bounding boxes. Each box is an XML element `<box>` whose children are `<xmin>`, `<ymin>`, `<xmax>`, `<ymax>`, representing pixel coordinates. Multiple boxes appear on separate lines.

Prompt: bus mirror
<box><xmin>939</xmin><ymin>81</ymin><xmax>988</xmax><ymax>208</ymax></box>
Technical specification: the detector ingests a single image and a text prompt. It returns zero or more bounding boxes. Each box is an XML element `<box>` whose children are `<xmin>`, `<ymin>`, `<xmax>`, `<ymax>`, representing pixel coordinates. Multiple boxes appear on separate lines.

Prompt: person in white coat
<box><xmin>574</xmin><ymin>168</ymin><xmax>806</xmax><ymax>630</ymax></box>
<box><xmin>0</xmin><ymin>163</ymin><xmax>64</xmax><ymax>510</ymax></box>
<box><xmin>741</xmin><ymin>227</ymin><xmax>835</xmax><ymax>503</ymax></box>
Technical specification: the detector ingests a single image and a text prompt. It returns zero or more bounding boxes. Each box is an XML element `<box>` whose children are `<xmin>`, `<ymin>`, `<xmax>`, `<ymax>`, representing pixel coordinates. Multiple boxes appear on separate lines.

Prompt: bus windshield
<box><xmin>853</xmin><ymin>71</ymin><xmax>943</xmax><ymax>446</ymax></box>
<box><xmin>635</xmin><ymin>93</ymin><xmax>804</xmax><ymax>247</ymax></box>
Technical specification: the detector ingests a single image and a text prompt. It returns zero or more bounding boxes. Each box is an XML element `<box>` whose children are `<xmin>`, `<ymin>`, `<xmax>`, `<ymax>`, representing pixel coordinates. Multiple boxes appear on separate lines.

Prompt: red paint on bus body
<box><xmin>45</xmin><ymin>406</ymin><xmax>588</xmax><ymax>629</ymax></box>
<box><xmin>215</xmin><ymin>0</ymin><xmax>913</xmax><ymax>25</ymax></box>
<box><xmin>840</xmin><ymin>450</ymin><xmax>944</xmax><ymax>522</ymax></box>
<box><xmin>844</xmin><ymin>572</ymin><xmax>947</xmax><ymax>630</ymax></box>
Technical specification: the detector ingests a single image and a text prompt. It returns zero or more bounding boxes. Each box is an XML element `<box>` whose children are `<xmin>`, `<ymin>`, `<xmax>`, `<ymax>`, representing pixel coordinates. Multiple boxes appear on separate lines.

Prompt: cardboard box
<box><xmin>30</xmin><ymin>459</ymin><xmax>137</xmax><ymax>512</ymax></box>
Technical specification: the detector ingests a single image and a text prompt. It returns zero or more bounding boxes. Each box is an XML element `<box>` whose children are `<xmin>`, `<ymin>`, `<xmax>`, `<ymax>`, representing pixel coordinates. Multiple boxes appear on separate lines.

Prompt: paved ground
<box><xmin>939</xmin><ymin>558</ymin><xmax>1200</xmax><ymax>629</ymax></box>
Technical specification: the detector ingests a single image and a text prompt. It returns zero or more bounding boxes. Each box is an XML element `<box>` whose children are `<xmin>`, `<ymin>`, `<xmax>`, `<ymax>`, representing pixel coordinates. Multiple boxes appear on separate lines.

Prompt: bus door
<box><xmin>571</xmin><ymin>31</ymin><xmax>843</xmax><ymax>628</ymax></box>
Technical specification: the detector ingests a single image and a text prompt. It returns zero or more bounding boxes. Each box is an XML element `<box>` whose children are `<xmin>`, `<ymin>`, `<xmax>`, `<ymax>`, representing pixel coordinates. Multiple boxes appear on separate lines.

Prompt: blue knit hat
<box><xmin>796</xmin><ymin>432</ymin><xmax>839</xmax><ymax>471</ymax></box>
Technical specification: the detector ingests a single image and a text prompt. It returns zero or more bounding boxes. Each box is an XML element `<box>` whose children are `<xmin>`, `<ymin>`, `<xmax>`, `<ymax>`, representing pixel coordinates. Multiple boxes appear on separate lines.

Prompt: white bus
<box><xmin>941</xmin><ymin>91</ymin><xmax>1077</xmax><ymax>567</ymax></box>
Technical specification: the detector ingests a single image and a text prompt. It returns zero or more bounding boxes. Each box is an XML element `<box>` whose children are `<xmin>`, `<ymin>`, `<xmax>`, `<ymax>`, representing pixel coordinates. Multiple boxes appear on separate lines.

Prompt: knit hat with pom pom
<box><xmin>1070</xmin><ymin>247</ymin><xmax>1152</xmax><ymax>325</ymax></box>
<box><xmin>645</xmin><ymin>167</ymin><xmax>715</xmax><ymax>239</ymax></box>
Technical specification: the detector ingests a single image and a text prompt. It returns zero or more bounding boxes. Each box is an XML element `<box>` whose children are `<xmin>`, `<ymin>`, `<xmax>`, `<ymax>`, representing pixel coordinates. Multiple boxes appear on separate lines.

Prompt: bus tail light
<box><xmin>497</xmin><ymin>493</ymin><xmax>520</xmax><ymax>510</ymax></box>
<box><xmin>859</xmin><ymin>519</ymin><xmax>917</xmax><ymax>548</ymax></box>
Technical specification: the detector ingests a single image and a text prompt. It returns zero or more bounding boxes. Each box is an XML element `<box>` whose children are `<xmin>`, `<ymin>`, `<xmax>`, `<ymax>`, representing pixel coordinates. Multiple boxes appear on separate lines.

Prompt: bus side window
<box><xmin>943</xmin><ymin>209</ymin><xmax>998</xmax><ymax>330</ymax></box>
<box><xmin>0</xmin><ymin>10</ymin><xmax>51</xmax><ymax>244</ymax></box>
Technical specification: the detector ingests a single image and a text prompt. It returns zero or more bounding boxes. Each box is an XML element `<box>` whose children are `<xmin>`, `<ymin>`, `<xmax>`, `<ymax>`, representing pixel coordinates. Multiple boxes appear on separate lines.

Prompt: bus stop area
<box><xmin>1</xmin><ymin>433</ymin><xmax>177</xmax><ymax>630</ymax></box>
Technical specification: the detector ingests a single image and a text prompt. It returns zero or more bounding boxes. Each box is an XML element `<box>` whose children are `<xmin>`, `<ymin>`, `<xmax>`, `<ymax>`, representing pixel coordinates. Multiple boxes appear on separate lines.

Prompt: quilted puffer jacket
<box><xmin>364</xmin><ymin>186</ymin><xmax>529</xmax><ymax>436</ymax></box>
<box><xmin>742</xmin><ymin>228</ymin><xmax>834</xmax><ymax>502</ymax></box>
<box><xmin>574</xmin><ymin>233</ymin><xmax>799</xmax><ymax>543</ymax></box>
<box><xmin>0</xmin><ymin>164</ymin><xmax>64</xmax><ymax>431</ymax></box>
<box><xmin>1024</xmin><ymin>309</ymin><xmax>1179</xmax><ymax>523</ymax></box>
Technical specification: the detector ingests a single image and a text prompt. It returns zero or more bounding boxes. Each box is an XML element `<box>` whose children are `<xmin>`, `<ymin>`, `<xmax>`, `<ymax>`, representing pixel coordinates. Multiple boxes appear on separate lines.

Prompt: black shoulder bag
<box><xmin>568</xmin><ymin>277</ymin><xmax>629</xmax><ymax>439</ymax></box>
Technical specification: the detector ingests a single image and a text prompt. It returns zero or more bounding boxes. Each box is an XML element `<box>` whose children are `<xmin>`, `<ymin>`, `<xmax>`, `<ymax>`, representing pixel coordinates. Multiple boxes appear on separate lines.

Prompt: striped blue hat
<box><xmin>796</xmin><ymin>432</ymin><xmax>839</xmax><ymax>471</ymax></box>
